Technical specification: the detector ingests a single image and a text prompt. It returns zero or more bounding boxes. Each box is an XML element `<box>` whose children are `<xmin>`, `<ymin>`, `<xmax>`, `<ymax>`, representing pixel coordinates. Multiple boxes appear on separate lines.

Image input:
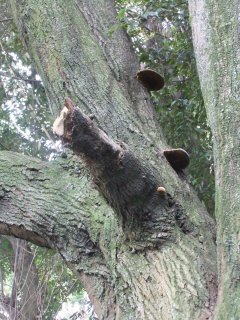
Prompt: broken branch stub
<box><xmin>53</xmin><ymin>99</ymin><xmax>192</xmax><ymax>245</ymax></box>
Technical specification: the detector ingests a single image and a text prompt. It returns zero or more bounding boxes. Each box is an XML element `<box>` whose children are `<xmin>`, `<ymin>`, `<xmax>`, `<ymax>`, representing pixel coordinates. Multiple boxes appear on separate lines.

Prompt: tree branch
<box><xmin>53</xmin><ymin>99</ymin><xmax>201</xmax><ymax>248</ymax></box>
<box><xmin>0</xmin><ymin>150</ymin><xmax>116</xmax><ymax>318</ymax></box>
<box><xmin>0</xmin><ymin>224</ymin><xmax>49</xmax><ymax>248</ymax></box>
<box><xmin>0</xmin><ymin>151</ymin><xmax>107</xmax><ymax>265</ymax></box>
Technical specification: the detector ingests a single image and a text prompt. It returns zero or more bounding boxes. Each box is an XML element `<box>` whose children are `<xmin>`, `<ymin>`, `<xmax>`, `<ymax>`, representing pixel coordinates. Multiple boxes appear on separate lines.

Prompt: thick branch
<box><xmin>54</xmin><ymin>100</ymin><xmax>198</xmax><ymax>248</ymax></box>
<box><xmin>0</xmin><ymin>151</ymin><xmax>107</xmax><ymax>261</ymax></box>
<box><xmin>0</xmin><ymin>151</ymin><xmax>115</xmax><ymax>319</ymax></box>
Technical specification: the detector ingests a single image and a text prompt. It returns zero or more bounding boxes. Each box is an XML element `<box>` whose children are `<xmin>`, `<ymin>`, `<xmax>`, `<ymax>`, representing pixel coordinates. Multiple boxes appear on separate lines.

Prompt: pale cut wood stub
<box><xmin>52</xmin><ymin>106</ymin><xmax>69</xmax><ymax>136</ymax></box>
<box><xmin>52</xmin><ymin>97</ymin><xmax>74</xmax><ymax>136</ymax></box>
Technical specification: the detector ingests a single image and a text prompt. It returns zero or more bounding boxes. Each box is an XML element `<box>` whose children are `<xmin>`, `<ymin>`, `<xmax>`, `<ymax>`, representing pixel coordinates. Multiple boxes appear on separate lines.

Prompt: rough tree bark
<box><xmin>7</xmin><ymin>237</ymin><xmax>42</xmax><ymax>320</ymax></box>
<box><xmin>188</xmin><ymin>1</ymin><xmax>240</xmax><ymax>319</ymax></box>
<box><xmin>0</xmin><ymin>0</ymin><xmax>237</xmax><ymax>318</ymax></box>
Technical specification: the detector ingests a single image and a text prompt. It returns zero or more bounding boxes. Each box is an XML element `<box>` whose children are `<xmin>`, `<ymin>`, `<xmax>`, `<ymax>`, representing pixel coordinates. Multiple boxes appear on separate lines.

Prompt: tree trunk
<box><xmin>8</xmin><ymin>238</ymin><xmax>42</xmax><ymax>320</ymax></box>
<box><xmin>0</xmin><ymin>0</ymin><xmax>225</xmax><ymax>318</ymax></box>
<box><xmin>188</xmin><ymin>1</ymin><xmax>240</xmax><ymax>318</ymax></box>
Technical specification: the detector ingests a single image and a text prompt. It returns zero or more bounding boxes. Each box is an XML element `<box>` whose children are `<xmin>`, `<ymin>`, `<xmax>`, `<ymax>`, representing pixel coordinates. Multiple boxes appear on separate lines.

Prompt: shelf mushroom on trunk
<box><xmin>163</xmin><ymin>148</ymin><xmax>190</xmax><ymax>172</ymax></box>
<box><xmin>136</xmin><ymin>69</ymin><xmax>164</xmax><ymax>91</ymax></box>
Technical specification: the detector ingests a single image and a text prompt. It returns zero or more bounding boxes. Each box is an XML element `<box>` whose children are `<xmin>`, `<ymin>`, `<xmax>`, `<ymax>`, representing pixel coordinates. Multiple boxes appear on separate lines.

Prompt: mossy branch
<box><xmin>53</xmin><ymin>98</ymin><xmax>193</xmax><ymax>247</ymax></box>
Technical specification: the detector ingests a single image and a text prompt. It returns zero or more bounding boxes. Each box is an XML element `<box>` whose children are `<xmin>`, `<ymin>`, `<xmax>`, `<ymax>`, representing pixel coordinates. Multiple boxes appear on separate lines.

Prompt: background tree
<box><xmin>0</xmin><ymin>0</ymin><xmax>239</xmax><ymax>319</ymax></box>
<box><xmin>0</xmin><ymin>236</ymin><xmax>86</xmax><ymax>319</ymax></box>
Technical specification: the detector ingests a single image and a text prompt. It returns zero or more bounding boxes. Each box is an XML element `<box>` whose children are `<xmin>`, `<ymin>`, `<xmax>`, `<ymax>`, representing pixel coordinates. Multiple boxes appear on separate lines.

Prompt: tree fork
<box><xmin>7</xmin><ymin>0</ymin><xmax>221</xmax><ymax>317</ymax></box>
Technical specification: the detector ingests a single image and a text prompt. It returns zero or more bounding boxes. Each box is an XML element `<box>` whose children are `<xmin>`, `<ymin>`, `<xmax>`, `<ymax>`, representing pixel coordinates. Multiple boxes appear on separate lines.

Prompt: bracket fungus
<box><xmin>136</xmin><ymin>69</ymin><xmax>164</xmax><ymax>91</ymax></box>
<box><xmin>163</xmin><ymin>148</ymin><xmax>190</xmax><ymax>172</ymax></box>
<box><xmin>157</xmin><ymin>186</ymin><xmax>166</xmax><ymax>194</ymax></box>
